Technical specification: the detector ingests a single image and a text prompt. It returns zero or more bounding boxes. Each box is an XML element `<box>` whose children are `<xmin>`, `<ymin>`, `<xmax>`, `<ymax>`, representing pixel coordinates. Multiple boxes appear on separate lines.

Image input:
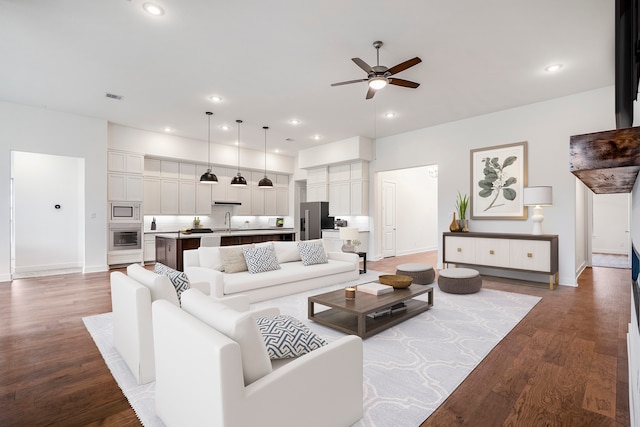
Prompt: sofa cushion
<box><xmin>255</xmin><ymin>315</ymin><xmax>327</xmax><ymax>359</ymax></box>
<box><xmin>298</xmin><ymin>241</ymin><xmax>328</xmax><ymax>266</ymax></box>
<box><xmin>257</xmin><ymin>241</ymin><xmax>302</xmax><ymax>263</ymax></box>
<box><xmin>197</xmin><ymin>246</ymin><xmax>224</xmax><ymax>271</ymax></box>
<box><xmin>223</xmin><ymin>259</ymin><xmax>354</xmax><ymax>294</ymax></box>
<box><xmin>219</xmin><ymin>244</ymin><xmax>254</xmax><ymax>273</ymax></box>
<box><xmin>242</xmin><ymin>244</ymin><xmax>281</xmax><ymax>274</ymax></box>
<box><xmin>180</xmin><ymin>289</ymin><xmax>272</xmax><ymax>385</ymax></box>
<box><xmin>154</xmin><ymin>263</ymin><xmax>190</xmax><ymax>303</ymax></box>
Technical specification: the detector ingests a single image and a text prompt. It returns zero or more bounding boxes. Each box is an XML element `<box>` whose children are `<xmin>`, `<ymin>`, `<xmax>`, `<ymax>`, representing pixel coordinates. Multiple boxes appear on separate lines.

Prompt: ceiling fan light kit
<box><xmin>331</xmin><ymin>40</ymin><xmax>422</xmax><ymax>99</ymax></box>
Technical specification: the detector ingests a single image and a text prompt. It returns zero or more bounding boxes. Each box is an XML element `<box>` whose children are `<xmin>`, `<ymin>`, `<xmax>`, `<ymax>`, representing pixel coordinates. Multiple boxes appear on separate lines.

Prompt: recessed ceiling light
<box><xmin>384</xmin><ymin>112</ymin><xmax>396</xmax><ymax>118</ymax></box>
<box><xmin>234</xmin><ymin>141</ymin><xmax>239</xmax><ymax>146</ymax></box>
<box><xmin>312</xmin><ymin>134</ymin><xmax>321</xmax><ymax>140</ymax></box>
<box><xmin>289</xmin><ymin>119</ymin><xmax>300</xmax><ymax>125</ymax></box>
<box><xmin>143</xmin><ymin>3</ymin><xmax>164</xmax><ymax>16</ymax></box>
<box><xmin>274</xmin><ymin>149</ymin><xmax>280</xmax><ymax>153</ymax></box>
<box><xmin>544</xmin><ymin>64</ymin><xmax>563</xmax><ymax>73</ymax></box>
<box><xmin>209</xmin><ymin>95</ymin><xmax>223</xmax><ymax>102</ymax></box>
<box><xmin>220</xmin><ymin>125</ymin><xmax>230</xmax><ymax>131</ymax></box>
<box><xmin>163</xmin><ymin>127</ymin><xmax>172</xmax><ymax>132</ymax></box>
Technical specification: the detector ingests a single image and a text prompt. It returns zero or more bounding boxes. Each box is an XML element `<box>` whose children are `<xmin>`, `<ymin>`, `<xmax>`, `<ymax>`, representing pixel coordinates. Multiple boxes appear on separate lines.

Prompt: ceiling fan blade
<box><xmin>388</xmin><ymin>78</ymin><xmax>420</xmax><ymax>88</ymax></box>
<box><xmin>331</xmin><ymin>78</ymin><xmax>368</xmax><ymax>87</ymax></box>
<box><xmin>387</xmin><ymin>57</ymin><xmax>422</xmax><ymax>76</ymax></box>
<box><xmin>365</xmin><ymin>86</ymin><xmax>377</xmax><ymax>100</ymax></box>
<box><xmin>352</xmin><ymin>57</ymin><xmax>374</xmax><ymax>74</ymax></box>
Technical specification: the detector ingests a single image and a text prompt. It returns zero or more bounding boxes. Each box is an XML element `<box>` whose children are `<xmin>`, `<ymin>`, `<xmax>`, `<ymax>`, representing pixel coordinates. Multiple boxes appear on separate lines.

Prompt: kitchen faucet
<box><xmin>224</xmin><ymin>211</ymin><xmax>231</xmax><ymax>232</ymax></box>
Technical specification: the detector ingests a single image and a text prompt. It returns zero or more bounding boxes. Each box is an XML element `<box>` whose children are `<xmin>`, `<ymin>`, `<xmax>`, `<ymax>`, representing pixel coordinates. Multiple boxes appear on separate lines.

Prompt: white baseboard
<box><xmin>84</xmin><ymin>264</ymin><xmax>109</xmax><ymax>274</ymax></box>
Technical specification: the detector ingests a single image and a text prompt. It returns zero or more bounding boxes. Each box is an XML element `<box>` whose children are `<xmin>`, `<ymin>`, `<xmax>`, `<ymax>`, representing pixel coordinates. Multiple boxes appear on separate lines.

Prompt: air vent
<box><xmin>285</xmin><ymin>138</ymin><xmax>294</xmax><ymax>142</ymax></box>
<box><xmin>105</xmin><ymin>93</ymin><xmax>124</xmax><ymax>100</ymax></box>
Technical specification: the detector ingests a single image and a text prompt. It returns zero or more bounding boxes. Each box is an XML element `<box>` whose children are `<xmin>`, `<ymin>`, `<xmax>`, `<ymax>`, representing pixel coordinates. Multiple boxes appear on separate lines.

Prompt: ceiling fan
<box><xmin>331</xmin><ymin>41</ymin><xmax>422</xmax><ymax>100</ymax></box>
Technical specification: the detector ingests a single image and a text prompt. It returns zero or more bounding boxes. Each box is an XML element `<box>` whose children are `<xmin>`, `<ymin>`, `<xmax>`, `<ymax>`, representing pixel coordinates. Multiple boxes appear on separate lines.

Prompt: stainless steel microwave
<box><xmin>110</xmin><ymin>202</ymin><xmax>141</xmax><ymax>222</ymax></box>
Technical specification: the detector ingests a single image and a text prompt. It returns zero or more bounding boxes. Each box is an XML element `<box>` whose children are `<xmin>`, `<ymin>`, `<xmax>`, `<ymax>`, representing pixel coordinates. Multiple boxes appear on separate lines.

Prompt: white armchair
<box><xmin>110</xmin><ymin>264</ymin><xmax>260</xmax><ymax>385</ymax></box>
<box><xmin>152</xmin><ymin>289</ymin><xmax>364</xmax><ymax>427</ymax></box>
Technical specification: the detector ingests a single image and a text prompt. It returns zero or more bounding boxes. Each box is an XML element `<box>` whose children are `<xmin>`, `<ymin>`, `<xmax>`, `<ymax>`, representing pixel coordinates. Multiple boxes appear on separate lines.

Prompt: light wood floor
<box><xmin>0</xmin><ymin>252</ymin><xmax>631</xmax><ymax>426</ymax></box>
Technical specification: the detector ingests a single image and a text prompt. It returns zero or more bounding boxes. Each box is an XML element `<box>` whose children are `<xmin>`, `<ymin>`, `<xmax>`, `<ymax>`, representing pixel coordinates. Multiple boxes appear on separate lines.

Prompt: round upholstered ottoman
<box><xmin>438</xmin><ymin>268</ymin><xmax>482</xmax><ymax>294</ymax></box>
<box><xmin>395</xmin><ymin>263</ymin><xmax>435</xmax><ymax>285</ymax></box>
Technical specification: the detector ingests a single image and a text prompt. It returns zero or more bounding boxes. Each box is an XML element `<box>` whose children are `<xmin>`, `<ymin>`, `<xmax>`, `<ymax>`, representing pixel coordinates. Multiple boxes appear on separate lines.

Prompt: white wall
<box><xmin>0</xmin><ymin>101</ymin><xmax>108</xmax><ymax>281</ymax></box>
<box><xmin>379</xmin><ymin>166</ymin><xmax>438</xmax><ymax>256</ymax></box>
<box><xmin>12</xmin><ymin>152</ymin><xmax>84</xmax><ymax>274</ymax></box>
<box><xmin>372</xmin><ymin>86</ymin><xmax>617</xmax><ymax>286</ymax></box>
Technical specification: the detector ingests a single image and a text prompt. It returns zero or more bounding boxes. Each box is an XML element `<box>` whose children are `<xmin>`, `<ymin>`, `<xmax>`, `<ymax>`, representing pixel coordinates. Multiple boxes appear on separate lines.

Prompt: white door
<box><xmin>382</xmin><ymin>180</ymin><xmax>397</xmax><ymax>258</ymax></box>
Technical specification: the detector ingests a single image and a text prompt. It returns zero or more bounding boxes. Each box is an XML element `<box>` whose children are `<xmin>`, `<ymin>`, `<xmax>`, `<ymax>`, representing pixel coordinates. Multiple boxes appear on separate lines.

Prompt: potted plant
<box><xmin>455</xmin><ymin>192</ymin><xmax>469</xmax><ymax>232</ymax></box>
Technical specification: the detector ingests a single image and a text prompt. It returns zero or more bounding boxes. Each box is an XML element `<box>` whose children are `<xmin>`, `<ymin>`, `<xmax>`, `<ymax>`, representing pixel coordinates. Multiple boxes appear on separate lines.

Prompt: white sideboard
<box><xmin>443</xmin><ymin>232</ymin><xmax>559</xmax><ymax>289</ymax></box>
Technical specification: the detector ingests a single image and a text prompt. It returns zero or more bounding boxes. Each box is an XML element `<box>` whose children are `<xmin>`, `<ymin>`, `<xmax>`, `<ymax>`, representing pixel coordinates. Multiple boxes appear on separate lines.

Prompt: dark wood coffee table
<box><xmin>308</xmin><ymin>284</ymin><xmax>434</xmax><ymax>338</ymax></box>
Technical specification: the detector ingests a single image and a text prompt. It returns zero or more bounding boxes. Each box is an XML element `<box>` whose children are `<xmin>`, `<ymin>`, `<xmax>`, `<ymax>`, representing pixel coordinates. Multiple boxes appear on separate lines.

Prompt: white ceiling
<box><xmin>0</xmin><ymin>0</ymin><xmax>613</xmax><ymax>157</ymax></box>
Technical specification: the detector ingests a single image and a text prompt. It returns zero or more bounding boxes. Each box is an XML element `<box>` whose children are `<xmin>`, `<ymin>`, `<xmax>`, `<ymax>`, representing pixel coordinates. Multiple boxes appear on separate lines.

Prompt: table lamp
<box><xmin>339</xmin><ymin>227</ymin><xmax>360</xmax><ymax>252</ymax></box>
<box><xmin>523</xmin><ymin>186</ymin><xmax>553</xmax><ymax>235</ymax></box>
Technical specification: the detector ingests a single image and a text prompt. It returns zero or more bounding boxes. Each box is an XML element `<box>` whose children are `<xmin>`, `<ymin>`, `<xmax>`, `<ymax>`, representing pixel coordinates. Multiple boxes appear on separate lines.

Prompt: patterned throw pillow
<box><xmin>255</xmin><ymin>315</ymin><xmax>327</xmax><ymax>359</ymax></box>
<box><xmin>218</xmin><ymin>244</ymin><xmax>254</xmax><ymax>273</ymax></box>
<box><xmin>154</xmin><ymin>262</ymin><xmax>190</xmax><ymax>302</ymax></box>
<box><xmin>297</xmin><ymin>241</ymin><xmax>328</xmax><ymax>266</ymax></box>
<box><xmin>242</xmin><ymin>244</ymin><xmax>281</xmax><ymax>274</ymax></box>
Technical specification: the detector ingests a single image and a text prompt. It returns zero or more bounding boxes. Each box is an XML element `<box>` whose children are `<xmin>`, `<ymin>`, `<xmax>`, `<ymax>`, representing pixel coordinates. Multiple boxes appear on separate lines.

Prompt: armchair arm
<box><xmin>185</xmin><ymin>266</ymin><xmax>225</xmax><ymax>298</ymax></box>
<box><xmin>239</xmin><ymin>335</ymin><xmax>363</xmax><ymax>427</ymax></box>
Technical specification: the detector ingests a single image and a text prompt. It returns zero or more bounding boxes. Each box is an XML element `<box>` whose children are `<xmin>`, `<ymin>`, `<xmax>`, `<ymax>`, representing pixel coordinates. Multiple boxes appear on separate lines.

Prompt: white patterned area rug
<box><xmin>83</xmin><ymin>271</ymin><xmax>541</xmax><ymax>427</ymax></box>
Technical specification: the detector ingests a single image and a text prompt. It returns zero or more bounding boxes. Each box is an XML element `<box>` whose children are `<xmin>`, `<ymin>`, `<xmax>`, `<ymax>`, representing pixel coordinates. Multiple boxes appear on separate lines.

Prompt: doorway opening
<box><xmin>591</xmin><ymin>193</ymin><xmax>631</xmax><ymax>269</ymax></box>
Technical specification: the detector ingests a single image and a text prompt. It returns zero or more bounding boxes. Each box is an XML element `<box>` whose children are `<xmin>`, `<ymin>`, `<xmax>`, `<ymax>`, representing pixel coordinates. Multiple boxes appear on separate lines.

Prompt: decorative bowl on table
<box><xmin>378</xmin><ymin>274</ymin><xmax>413</xmax><ymax>289</ymax></box>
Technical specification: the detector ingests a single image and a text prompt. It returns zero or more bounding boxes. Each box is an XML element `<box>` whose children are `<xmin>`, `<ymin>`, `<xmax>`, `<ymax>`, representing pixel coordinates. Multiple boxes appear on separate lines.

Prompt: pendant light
<box><xmin>258</xmin><ymin>126</ymin><xmax>273</xmax><ymax>188</ymax></box>
<box><xmin>200</xmin><ymin>112</ymin><xmax>219</xmax><ymax>184</ymax></box>
<box><xmin>230</xmin><ymin>119</ymin><xmax>247</xmax><ymax>186</ymax></box>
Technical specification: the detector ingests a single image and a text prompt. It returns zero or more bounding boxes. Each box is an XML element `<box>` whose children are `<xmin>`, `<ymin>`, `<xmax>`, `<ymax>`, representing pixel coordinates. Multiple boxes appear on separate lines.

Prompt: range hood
<box><xmin>569</xmin><ymin>126</ymin><xmax>640</xmax><ymax>194</ymax></box>
<box><xmin>212</xmin><ymin>201</ymin><xmax>242</xmax><ymax>206</ymax></box>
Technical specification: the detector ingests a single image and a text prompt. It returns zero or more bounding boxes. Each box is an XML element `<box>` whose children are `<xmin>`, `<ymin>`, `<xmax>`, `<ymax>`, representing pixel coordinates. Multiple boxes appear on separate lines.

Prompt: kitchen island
<box><xmin>153</xmin><ymin>228</ymin><xmax>296</xmax><ymax>271</ymax></box>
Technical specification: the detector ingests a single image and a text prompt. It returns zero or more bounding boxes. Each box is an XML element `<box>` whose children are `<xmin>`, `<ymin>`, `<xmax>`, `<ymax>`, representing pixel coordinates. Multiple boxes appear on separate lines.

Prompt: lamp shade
<box><xmin>523</xmin><ymin>186</ymin><xmax>552</xmax><ymax>206</ymax></box>
<box><xmin>339</xmin><ymin>227</ymin><xmax>360</xmax><ymax>241</ymax></box>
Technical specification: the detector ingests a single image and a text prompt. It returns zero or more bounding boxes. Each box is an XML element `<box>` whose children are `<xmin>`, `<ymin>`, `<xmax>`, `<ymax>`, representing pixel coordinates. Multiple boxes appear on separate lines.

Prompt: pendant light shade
<box><xmin>230</xmin><ymin>119</ymin><xmax>247</xmax><ymax>186</ymax></box>
<box><xmin>258</xmin><ymin>126</ymin><xmax>273</xmax><ymax>188</ymax></box>
<box><xmin>200</xmin><ymin>111</ymin><xmax>218</xmax><ymax>184</ymax></box>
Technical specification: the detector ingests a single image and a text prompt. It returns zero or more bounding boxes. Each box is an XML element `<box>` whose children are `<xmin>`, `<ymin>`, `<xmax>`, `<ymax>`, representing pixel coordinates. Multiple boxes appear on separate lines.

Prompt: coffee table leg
<box><xmin>308</xmin><ymin>300</ymin><xmax>315</xmax><ymax>320</ymax></box>
<box><xmin>357</xmin><ymin>313</ymin><xmax>366</xmax><ymax>337</ymax></box>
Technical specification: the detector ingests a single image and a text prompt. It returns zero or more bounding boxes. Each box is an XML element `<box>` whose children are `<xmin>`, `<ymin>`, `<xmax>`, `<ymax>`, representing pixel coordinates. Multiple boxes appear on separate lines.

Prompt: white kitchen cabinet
<box><xmin>277</xmin><ymin>174</ymin><xmax>289</xmax><ymax>188</ymax></box>
<box><xmin>307</xmin><ymin>184</ymin><xmax>328</xmax><ymax>202</ymax></box>
<box><xmin>161</xmin><ymin>160</ymin><xmax>179</xmax><ymax>179</ymax></box>
<box><xmin>196</xmin><ymin>183</ymin><xmax>212</xmax><ymax>215</ymax></box>
<box><xmin>329</xmin><ymin>182</ymin><xmax>350</xmax><ymax>216</ymax></box>
<box><xmin>235</xmin><ymin>186</ymin><xmax>252</xmax><ymax>215</ymax></box>
<box><xmin>160</xmin><ymin>180</ymin><xmax>179</xmax><ymax>214</ymax></box>
<box><xmin>108</xmin><ymin>173</ymin><xmax>143</xmax><ymax>201</ymax></box>
<box><xmin>350</xmin><ymin>180</ymin><xmax>368</xmax><ymax>215</ymax></box>
<box><xmin>442</xmin><ymin>232</ymin><xmax>559</xmax><ymax>289</ymax></box>
<box><xmin>307</xmin><ymin>167</ymin><xmax>328</xmax><ymax>184</ymax></box>
<box><xmin>144</xmin><ymin>234</ymin><xmax>156</xmax><ymax>263</ymax></box>
<box><xmin>276</xmin><ymin>188</ymin><xmax>289</xmax><ymax>216</ymax></box>
<box><xmin>329</xmin><ymin>164</ymin><xmax>350</xmax><ymax>182</ymax></box>
<box><xmin>108</xmin><ymin>151</ymin><xmax>143</xmax><ymax>174</ymax></box>
<box><xmin>179</xmin><ymin>162</ymin><xmax>197</xmax><ymax>180</ymax></box>
<box><xmin>179</xmin><ymin>181</ymin><xmax>196</xmax><ymax>214</ymax></box>
<box><xmin>144</xmin><ymin>158</ymin><xmax>161</xmax><ymax>177</ymax></box>
<box><xmin>143</xmin><ymin>178</ymin><xmax>161</xmax><ymax>214</ymax></box>
<box><xmin>210</xmin><ymin>167</ymin><xmax>232</xmax><ymax>201</ymax></box>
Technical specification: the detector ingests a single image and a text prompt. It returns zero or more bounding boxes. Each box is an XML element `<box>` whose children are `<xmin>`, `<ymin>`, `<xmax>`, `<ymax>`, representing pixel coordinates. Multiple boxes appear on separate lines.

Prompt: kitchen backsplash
<box><xmin>143</xmin><ymin>213</ymin><xmax>294</xmax><ymax>232</ymax></box>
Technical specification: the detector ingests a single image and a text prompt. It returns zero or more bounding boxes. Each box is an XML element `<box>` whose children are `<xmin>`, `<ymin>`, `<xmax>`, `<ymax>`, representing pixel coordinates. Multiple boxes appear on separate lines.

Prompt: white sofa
<box><xmin>183</xmin><ymin>241</ymin><xmax>360</xmax><ymax>303</ymax></box>
<box><xmin>153</xmin><ymin>288</ymin><xmax>363</xmax><ymax>427</ymax></box>
<box><xmin>110</xmin><ymin>264</ymin><xmax>252</xmax><ymax>384</ymax></box>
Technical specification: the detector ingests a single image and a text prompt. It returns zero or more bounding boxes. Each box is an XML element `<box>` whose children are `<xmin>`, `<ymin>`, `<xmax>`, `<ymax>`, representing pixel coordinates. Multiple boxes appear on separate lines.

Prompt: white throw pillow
<box><xmin>256</xmin><ymin>241</ymin><xmax>301</xmax><ymax>263</ymax></box>
<box><xmin>219</xmin><ymin>244</ymin><xmax>254</xmax><ymax>273</ymax></box>
<box><xmin>297</xmin><ymin>241</ymin><xmax>328</xmax><ymax>266</ymax></box>
<box><xmin>242</xmin><ymin>244</ymin><xmax>281</xmax><ymax>274</ymax></box>
<box><xmin>255</xmin><ymin>315</ymin><xmax>327</xmax><ymax>359</ymax></box>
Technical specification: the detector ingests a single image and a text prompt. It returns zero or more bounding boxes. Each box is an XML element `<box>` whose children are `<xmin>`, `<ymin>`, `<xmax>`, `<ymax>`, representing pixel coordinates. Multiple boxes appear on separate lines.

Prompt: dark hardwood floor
<box><xmin>0</xmin><ymin>253</ymin><xmax>631</xmax><ymax>426</ymax></box>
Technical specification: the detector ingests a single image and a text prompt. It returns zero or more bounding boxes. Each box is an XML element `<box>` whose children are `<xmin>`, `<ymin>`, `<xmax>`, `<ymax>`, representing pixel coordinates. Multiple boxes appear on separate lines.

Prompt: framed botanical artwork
<box><xmin>470</xmin><ymin>141</ymin><xmax>528</xmax><ymax>220</ymax></box>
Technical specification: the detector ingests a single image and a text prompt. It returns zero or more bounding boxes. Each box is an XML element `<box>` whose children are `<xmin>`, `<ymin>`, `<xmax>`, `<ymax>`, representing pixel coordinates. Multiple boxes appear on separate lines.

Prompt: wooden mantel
<box><xmin>569</xmin><ymin>126</ymin><xmax>640</xmax><ymax>193</ymax></box>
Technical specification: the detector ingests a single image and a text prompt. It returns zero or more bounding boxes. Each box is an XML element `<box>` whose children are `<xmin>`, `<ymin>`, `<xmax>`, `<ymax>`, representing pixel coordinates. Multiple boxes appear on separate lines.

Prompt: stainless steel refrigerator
<box><xmin>300</xmin><ymin>202</ymin><xmax>334</xmax><ymax>240</ymax></box>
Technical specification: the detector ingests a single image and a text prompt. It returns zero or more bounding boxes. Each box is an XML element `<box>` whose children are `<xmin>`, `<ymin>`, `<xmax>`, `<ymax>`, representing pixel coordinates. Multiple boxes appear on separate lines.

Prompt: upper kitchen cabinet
<box><xmin>251</xmin><ymin>172</ymin><xmax>289</xmax><ymax>216</ymax></box>
<box><xmin>306</xmin><ymin>166</ymin><xmax>328</xmax><ymax>202</ymax></box>
<box><xmin>108</xmin><ymin>150</ymin><xmax>143</xmax><ymax>201</ymax></box>
<box><xmin>327</xmin><ymin>161</ymin><xmax>369</xmax><ymax>215</ymax></box>
<box><xmin>108</xmin><ymin>151</ymin><xmax>144</xmax><ymax>174</ymax></box>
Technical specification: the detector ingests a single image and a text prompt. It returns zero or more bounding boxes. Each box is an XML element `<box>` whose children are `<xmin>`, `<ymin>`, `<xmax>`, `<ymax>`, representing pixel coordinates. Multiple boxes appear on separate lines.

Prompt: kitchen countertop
<box><xmin>150</xmin><ymin>228</ymin><xmax>295</xmax><ymax>239</ymax></box>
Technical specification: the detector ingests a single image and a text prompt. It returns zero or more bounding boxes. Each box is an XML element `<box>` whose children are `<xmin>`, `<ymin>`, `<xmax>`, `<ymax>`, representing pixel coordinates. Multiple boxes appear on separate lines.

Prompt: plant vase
<box><xmin>457</xmin><ymin>219</ymin><xmax>469</xmax><ymax>232</ymax></box>
<box><xmin>449</xmin><ymin>212</ymin><xmax>460</xmax><ymax>232</ymax></box>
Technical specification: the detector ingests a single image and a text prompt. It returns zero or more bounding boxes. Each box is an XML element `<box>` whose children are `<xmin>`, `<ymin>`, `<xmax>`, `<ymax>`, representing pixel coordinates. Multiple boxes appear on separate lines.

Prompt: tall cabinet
<box><xmin>108</xmin><ymin>150</ymin><xmax>143</xmax><ymax>201</ymax></box>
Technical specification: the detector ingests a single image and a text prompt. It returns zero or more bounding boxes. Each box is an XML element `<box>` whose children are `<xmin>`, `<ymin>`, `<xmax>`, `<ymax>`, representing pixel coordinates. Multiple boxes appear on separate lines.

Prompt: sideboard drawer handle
<box><xmin>527</xmin><ymin>253</ymin><xmax>533</xmax><ymax>258</ymax></box>
<box><xmin>489</xmin><ymin>250</ymin><xmax>494</xmax><ymax>255</ymax></box>
<box><xmin>457</xmin><ymin>248</ymin><xmax>462</xmax><ymax>252</ymax></box>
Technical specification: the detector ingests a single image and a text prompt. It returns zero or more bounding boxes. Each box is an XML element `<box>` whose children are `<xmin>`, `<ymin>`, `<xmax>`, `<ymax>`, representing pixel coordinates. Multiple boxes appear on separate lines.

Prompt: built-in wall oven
<box><xmin>109</xmin><ymin>223</ymin><xmax>142</xmax><ymax>251</ymax></box>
